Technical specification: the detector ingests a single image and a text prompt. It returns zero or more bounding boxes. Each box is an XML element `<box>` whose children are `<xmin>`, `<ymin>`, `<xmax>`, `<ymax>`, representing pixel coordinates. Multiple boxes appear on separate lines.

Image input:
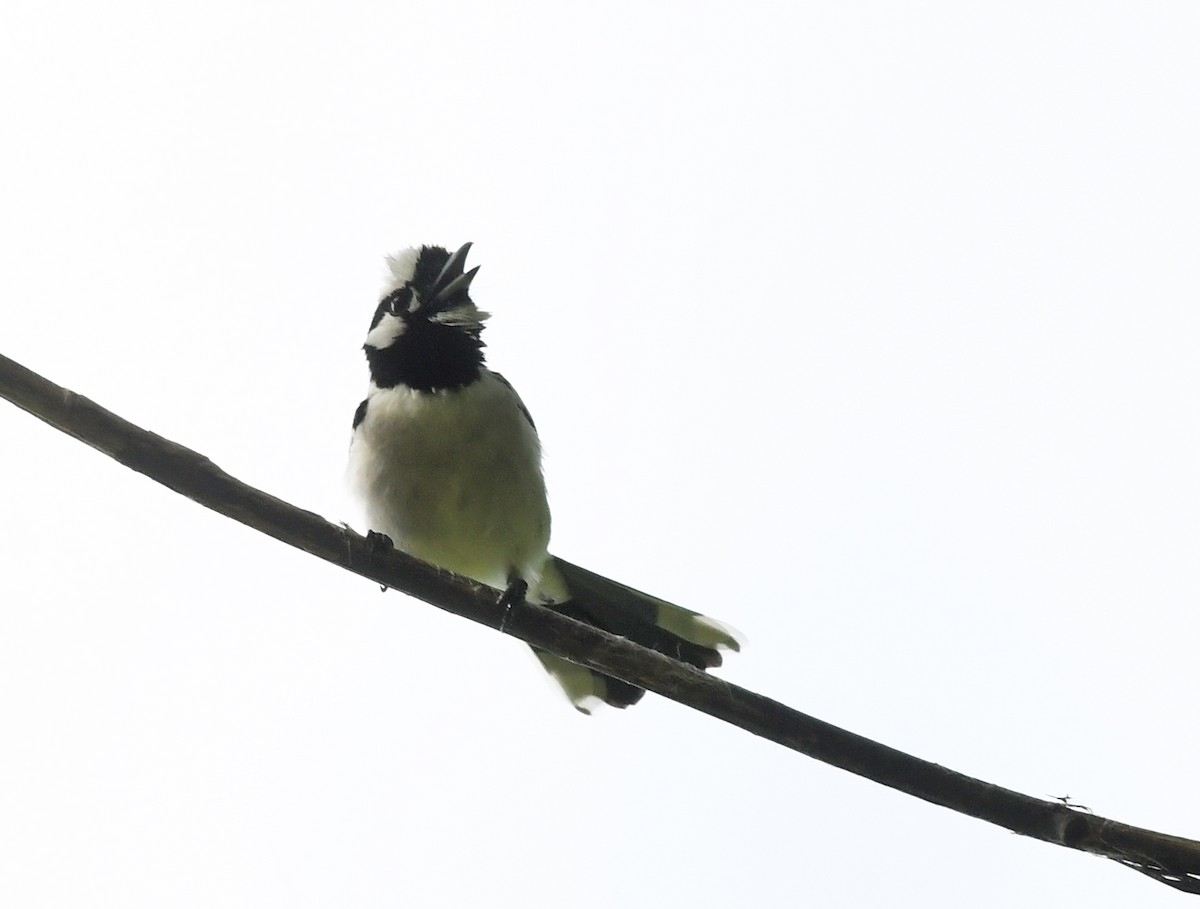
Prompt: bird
<box><xmin>346</xmin><ymin>242</ymin><xmax>740</xmax><ymax>712</ymax></box>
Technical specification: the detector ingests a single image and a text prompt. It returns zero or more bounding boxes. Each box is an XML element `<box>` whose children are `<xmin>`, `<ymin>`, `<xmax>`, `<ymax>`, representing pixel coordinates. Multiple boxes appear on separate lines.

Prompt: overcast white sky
<box><xmin>3</xmin><ymin>2</ymin><xmax>1199</xmax><ymax>906</ymax></box>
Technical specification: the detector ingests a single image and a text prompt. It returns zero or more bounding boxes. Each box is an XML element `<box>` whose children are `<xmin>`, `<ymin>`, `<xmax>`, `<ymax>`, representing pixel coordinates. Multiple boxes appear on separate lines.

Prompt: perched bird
<box><xmin>347</xmin><ymin>243</ymin><xmax>740</xmax><ymax>712</ymax></box>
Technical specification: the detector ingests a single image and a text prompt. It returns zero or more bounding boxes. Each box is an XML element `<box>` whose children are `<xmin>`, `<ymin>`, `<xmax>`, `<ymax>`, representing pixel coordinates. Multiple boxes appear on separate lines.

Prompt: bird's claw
<box><xmin>365</xmin><ymin>531</ymin><xmax>395</xmax><ymax>591</ymax></box>
<box><xmin>498</xmin><ymin>579</ymin><xmax>528</xmax><ymax>610</ymax></box>
<box><xmin>366</xmin><ymin>530</ymin><xmax>395</xmax><ymax>555</ymax></box>
<box><xmin>497</xmin><ymin>579</ymin><xmax>528</xmax><ymax>632</ymax></box>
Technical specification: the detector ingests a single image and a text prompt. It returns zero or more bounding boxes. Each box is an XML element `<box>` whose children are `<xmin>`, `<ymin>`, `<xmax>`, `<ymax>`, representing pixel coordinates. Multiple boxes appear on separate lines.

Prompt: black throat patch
<box><xmin>365</xmin><ymin>317</ymin><xmax>485</xmax><ymax>392</ymax></box>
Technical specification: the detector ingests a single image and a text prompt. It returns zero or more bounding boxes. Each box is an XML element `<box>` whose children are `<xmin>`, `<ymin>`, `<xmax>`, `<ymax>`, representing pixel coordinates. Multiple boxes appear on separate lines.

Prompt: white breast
<box><xmin>347</xmin><ymin>370</ymin><xmax>553</xmax><ymax>591</ymax></box>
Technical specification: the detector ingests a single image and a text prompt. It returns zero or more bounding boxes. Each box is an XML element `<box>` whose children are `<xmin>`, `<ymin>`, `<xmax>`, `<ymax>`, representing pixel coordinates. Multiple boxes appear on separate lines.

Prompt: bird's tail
<box><xmin>530</xmin><ymin>556</ymin><xmax>743</xmax><ymax>714</ymax></box>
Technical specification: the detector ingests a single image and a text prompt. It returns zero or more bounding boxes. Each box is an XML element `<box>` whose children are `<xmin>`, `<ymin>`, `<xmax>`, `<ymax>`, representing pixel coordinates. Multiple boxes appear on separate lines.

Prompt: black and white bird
<box><xmin>347</xmin><ymin>243</ymin><xmax>740</xmax><ymax>712</ymax></box>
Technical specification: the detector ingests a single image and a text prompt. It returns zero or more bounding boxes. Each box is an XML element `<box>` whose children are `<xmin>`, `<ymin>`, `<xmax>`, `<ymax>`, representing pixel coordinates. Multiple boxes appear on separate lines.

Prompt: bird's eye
<box><xmin>388</xmin><ymin>287</ymin><xmax>417</xmax><ymax>316</ymax></box>
<box><xmin>386</xmin><ymin>286</ymin><xmax>414</xmax><ymax>316</ymax></box>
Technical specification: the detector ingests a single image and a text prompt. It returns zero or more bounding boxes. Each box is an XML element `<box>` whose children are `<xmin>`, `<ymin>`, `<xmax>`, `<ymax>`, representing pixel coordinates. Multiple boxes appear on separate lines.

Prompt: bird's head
<box><xmin>363</xmin><ymin>243</ymin><xmax>490</xmax><ymax>392</ymax></box>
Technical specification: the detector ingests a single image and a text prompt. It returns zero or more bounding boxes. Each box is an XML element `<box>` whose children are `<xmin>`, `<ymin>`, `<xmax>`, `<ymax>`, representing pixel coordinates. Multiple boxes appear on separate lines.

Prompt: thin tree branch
<box><xmin>1</xmin><ymin>349</ymin><xmax>1198</xmax><ymax>894</ymax></box>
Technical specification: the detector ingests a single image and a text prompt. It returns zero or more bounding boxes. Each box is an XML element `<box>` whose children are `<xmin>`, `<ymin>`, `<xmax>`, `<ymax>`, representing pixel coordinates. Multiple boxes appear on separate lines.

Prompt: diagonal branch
<box><xmin>1</xmin><ymin>349</ymin><xmax>1198</xmax><ymax>894</ymax></box>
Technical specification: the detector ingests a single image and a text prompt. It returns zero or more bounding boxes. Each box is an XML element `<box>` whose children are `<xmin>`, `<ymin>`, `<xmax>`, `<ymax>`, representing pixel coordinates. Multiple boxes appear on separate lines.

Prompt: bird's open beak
<box><xmin>432</xmin><ymin>242</ymin><xmax>480</xmax><ymax>303</ymax></box>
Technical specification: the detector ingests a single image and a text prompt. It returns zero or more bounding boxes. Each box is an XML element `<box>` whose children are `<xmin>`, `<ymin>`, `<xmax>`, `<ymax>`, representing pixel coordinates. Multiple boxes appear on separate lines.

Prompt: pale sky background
<box><xmin>2</xmin><ymin>3</ymin><xmax>1199</xmax><ymax>907</ymax></box>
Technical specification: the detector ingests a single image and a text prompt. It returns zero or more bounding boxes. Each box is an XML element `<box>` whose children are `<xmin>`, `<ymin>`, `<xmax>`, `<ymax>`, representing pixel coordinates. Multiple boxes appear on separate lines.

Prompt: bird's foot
<box><xmin>497</xmin><ymin>578</ymin><xmax>528</xmax><ymax>632</ymax></box>
<box><xmin>366</xmin><ymin>530</ymin><xmax>394</xmax><ymax>554</ymax></box>
<box><xmin>366</xmin><ymin>531</ymin><xmax>395</xmax><ymax>591</ymax></box>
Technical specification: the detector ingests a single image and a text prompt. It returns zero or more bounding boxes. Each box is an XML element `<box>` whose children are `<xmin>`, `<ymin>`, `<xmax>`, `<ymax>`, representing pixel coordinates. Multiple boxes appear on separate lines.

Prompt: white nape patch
<box><xmin>382</xmin><ymin>247</ymin><xmax>421</xmax><ymax>296</ymax></box>
<box><xmin>364</xmin><ymin>312</ymin><xmax>406</xmax><ymax>350</ymax></box>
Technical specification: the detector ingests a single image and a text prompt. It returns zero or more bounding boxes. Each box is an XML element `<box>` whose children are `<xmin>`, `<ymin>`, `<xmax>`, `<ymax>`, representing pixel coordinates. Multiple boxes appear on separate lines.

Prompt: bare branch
<box><xmin>2</xmin><ymin>349</ymin><xmax>1198</xmax><ymax>894</ymax></box>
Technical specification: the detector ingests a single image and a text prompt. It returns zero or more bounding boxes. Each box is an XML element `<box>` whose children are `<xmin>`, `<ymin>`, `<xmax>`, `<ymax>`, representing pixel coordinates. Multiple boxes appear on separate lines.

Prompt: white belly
<box><xmin>347</xmin><ymin>371</ymin><xmax>552</xmax><ymax>590</ymax></box>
